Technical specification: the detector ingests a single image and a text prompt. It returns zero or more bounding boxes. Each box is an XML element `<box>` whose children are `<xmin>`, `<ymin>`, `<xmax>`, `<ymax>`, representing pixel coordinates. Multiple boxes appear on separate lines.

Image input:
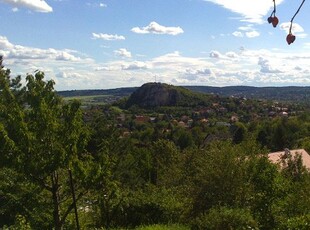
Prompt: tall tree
<box><xmin>0</xmin><ymin>59</ymin><xmax>90</xmax><ymax>229</ymax></box>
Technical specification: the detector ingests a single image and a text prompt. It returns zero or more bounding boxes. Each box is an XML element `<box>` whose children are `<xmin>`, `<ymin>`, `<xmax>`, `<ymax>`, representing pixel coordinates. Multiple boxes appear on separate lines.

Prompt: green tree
<box><xmin>0</xmin><ymin>61</ymin><xmax>90</xmax><ymax>229</ymax></box>
<box><xmin>3</xmin><ymin>215</ymin><xmax>31</xmax><ymax>230</ymax></box>
<box><xmin>175</xmin><ymin>129</ymin><xmax>194</xmax><ymax>150</ymax></box>
<box><xmin>246</xmin><ymin>156</ymin><xmax>285</xmax><ymax>229</ymax></box>
<box><xmin>274</xmin><ymin>153</ymin><xmax>310</xmax><ymax>222</ymax></box>
<box><xmin>232</xmin><ymin>122</ymin><xmax>247</xmax><ymax>144</ymax></box>
<box><xmin>189</xmin><ymin>142</ymin><xmax>252</xmax><ymax>215</ymax></box>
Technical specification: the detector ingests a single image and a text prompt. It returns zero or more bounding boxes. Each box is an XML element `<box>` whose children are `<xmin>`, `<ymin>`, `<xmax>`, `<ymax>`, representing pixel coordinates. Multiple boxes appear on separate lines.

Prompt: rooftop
<box><xmin>268</xmin><ymin>149</ymin><xmax>310</xmax><ymax>170</ymax></box>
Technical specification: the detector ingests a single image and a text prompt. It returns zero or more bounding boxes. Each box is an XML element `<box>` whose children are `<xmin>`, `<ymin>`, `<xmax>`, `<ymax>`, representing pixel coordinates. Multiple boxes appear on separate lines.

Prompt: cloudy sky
<box><xmin>1</xmin><ymin>0</ymin><xmax>310</xmax><ymax>90</ymax></box>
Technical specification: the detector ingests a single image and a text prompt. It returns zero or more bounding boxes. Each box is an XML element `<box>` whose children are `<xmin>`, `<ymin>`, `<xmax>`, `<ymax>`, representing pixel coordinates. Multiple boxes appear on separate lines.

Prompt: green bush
<box><xmin>122</xmin><ymin>185</ymin><xmax>185</xmax><ymax>228</ymax></box>
<box><xmin>191</xmin><ymin>207</ymin><xmax>258</xmax><ymax>230</ymax></box>
<box><xmin>2</xmin><ymin>215</ymin><xmax>31</xmax><ymax>230</ymax></box>
<box><xmin>278</xmin><ymin>214</ymin><xmax>310</xmax><ymax>230</ymax></box>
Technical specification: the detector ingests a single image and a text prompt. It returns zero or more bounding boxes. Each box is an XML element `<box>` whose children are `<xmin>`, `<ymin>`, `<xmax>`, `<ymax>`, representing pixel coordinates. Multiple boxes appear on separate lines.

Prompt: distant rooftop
<box><xmin>268</xmin><ymin>149</ymin><xmax>310</xmax><ymax>170</ymax></box>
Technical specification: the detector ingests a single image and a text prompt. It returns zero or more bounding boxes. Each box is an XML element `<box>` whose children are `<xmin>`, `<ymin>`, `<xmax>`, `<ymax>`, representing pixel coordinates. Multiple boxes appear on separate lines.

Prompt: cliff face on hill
<box><xmin>125</xmin><ymin>82</ymin><xmax>207</xmax><ymax>108</ymax></box>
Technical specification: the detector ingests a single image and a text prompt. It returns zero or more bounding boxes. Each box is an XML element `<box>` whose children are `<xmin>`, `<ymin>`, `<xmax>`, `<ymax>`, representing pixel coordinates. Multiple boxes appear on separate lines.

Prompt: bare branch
<box><xmin>289</xmin><ymin>0</ymin><xmax>306</xmax><ymax>34</ymax></box>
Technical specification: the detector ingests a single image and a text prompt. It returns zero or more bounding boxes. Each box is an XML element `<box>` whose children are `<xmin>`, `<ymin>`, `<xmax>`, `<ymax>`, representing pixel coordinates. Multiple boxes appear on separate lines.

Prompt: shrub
<box><xmin>191</xmin><ymin>206</ymin><xmax>258</xmax><ymax>230</ymax></box>
<box><xmin>278</xmin><ymin>214</ymin><xmax>310</xmax><ymax>230</ymax></box>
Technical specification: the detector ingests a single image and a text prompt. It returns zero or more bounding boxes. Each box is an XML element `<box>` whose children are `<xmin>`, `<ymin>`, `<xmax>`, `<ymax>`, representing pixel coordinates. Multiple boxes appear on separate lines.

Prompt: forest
<box><xmin>1</xmin><ymin>57</ymin><xmax>310</xmax><ymax>230</ymax></box>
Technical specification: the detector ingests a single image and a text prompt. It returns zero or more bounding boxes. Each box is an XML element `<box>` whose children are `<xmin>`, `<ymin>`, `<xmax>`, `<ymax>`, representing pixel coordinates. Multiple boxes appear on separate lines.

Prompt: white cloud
<box><xmin>185</xmin><ymin>68</ymin><xmax>211</xmax><ymax>76</ymax></box>
<box><xmin>86</xmin><ymin>2</ymin><xmax>107</xmax><ymax>8</ymax></box>
<box><xmin>99</xmin><ymin>3</ymin><xmax>107</xmax><ymax>7</ymax></box>
<box><xmin>114</xmin><ymin>48</ymin><xmax>132</xmax><ymax>58</ymax></box>
<box><xmin>147</xmin><ymin>49</ymin><xmax>310</xmax><ymax>86</ymax></box>
<box><xmin>55</xmin><ymin>52</ymin><xmax>81</xmax><ymax>62</ymax></box>
<box><xmin>233</xmin><ymin>29</ymin><xmax>259</xmax><ymax>38</ymax></box>
<box><xmin>226</xmin><ymin>52</ymin><xmax>238</xmax><ymax>58</ymax></box>
<box><xmin>3</xmin><ymin>34</ymin><xmax>310</xmax><ymax>90</ymax></box>
<box><xmin>294</xmin><ymin>66</ymin><xmax>302</xmax><ymax>71</ymax></box>
<box><xmin>232</xmin><ymin>31</ymin><xmax>243</xmax><ymax>37</ymax></box>
<box><xmin>94</xmin><ymin>66</ymin><xmax>112</xmax><ymax>71</ymax></box>
<box><xmin>238</xmin><ymin>25</ymin><xmax>254</xmax><ymax>31</ymax></box>
<box><xmin>56</xmin><ymin>71</ymin><xmax>86</xmax><ymax>79</ymax></box>
<box><xmin>53</xmin><ymin>70</ymin><xmax>97</xmax><ymax>90</ymax></box>
<box><xmin>198</xmin><ymin>68</ymin><xmax>213</xmax><ymax>75</ymax></box>
<box><xmin>131</xmin><ymin>21</ymin><xmax>184</xmax><ymax>35</ymax></box>
<box><xmin>122</xmin><ymin>61</ymin><xmax>149</xmax><ymax>70</ymax></box>
<box><xmin>0</xmin><ymin>35</ymin><xmax>99</xmax><ymax>90</ymax></box>
<box><xmin>2</xmin><ymin>40</ymin><xmax>82</xmax><ymax>61</ymax></box>
<box><xmin>49</xmin><ymin>49</ymin><xmax>310</xmax><ymax>88</ymax></box>
<box><xmin>233</xmin><ymin>24</ymin><xmax>260</xmax><ymax>38</ymax></box>
<box><xmin>258</xmin><ymin>57</ymin><xmax>282</xmax><ymax>73</ymax></box>
<box><xmin>210</xmin><ymin>50</ymin><xmax>223</xmax><ymax>58</ymax></box>
<box><xmin>0</xmin><ymin>35</ymin><xmax>92</xmax><ymax>69</ymax></box>
<box><xmin>0</xmin><ymin>0</ymin><xmax>53</xmax><ymax>13</ymax></box>
<box><xmin>0</xmin><ymin>36</ymin><xmax>14</xmax><ymax>49</ymax></box>
<box><xmin>204</xmin><ymin>0</ymin><xmax>284</xmax><ymax>23</ymax></box>
<box><xmin>151</xmin><ymin>51</ymin><xmax>213</xmax><ymax>70</ymax></box>
<box><xmin>280</xmin><ymin>22</ymin><xmax>306</xmax><ymax>37</ymax></box>
<box><xmin>245</xmin><ymin>31</ymin><xmax>260</xmax><ymax>38</ymax></box>
<box><xmin>92</xmin><ymin>33</ymin><xmax>125</xmax><ymax>41</ymax></box>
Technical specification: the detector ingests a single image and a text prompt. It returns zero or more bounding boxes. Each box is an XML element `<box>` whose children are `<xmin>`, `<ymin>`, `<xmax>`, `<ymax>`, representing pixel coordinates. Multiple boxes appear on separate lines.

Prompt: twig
<box><xmin>270</xmin><ymin>0</ymin><xmax>277</xmax><ymax>17</ymax></box>
<box><xmin>289</xmin><ymin>0</ymin><xmax>306</xmax><ymax>34</ymax></box>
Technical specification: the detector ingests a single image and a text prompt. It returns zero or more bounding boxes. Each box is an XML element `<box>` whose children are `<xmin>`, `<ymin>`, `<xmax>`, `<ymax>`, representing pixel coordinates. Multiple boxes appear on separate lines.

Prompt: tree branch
<box><xmin>29</xmin><ymin>173</ymin><xmax>52</xmax><ymax>191</ymax></box>
<box><xmin>59</xmin><ymin>190</ymin><xmax>88</xmax><ymax>227</ymax></box>
<box><xmin>289</xmin><ymin>0</ymin><xmax>306</xmax><ymax>34</ymax></box>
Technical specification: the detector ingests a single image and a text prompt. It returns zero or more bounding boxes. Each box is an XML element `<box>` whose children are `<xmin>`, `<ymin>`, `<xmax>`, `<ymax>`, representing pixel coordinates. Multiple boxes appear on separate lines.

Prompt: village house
<box><xmin>134</xmin><ymin>115</ymin><xmax>150</xmax><ymax>123</ymax></box>
<box><xmin>268</xmin><ymin>149</ymin><xmax>310</xmax><ymax>170</ymax></box>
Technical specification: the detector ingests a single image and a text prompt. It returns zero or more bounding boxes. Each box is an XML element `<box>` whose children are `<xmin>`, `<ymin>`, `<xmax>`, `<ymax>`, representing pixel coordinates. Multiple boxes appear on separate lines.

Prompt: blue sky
<box><xmin>0</xmin><ymin>0</ymin><xmax>310</xmax><ymax>90</ymax></box>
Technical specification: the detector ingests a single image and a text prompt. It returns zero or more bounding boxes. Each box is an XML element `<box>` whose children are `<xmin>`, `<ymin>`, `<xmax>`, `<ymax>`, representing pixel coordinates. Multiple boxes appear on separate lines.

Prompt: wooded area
<box><xmin>1</xmin><ymin>57</ymin><xmax>310</xmax><ymax>229</ymax></box>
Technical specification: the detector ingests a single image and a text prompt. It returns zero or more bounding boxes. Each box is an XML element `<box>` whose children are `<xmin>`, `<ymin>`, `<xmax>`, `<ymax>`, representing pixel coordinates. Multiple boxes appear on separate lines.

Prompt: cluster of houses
<box><xmin>113</xmin><ymin>108</ymin><xmax>310</xmax><ymax>171</ymax></box>
<box><xmin>116</xmin><ymin>104</ymin><xmax>294</xmax><ymax>130</ymax></box>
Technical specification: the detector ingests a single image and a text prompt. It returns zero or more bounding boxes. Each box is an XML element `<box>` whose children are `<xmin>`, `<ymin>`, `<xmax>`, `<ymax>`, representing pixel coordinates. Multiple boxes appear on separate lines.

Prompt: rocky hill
<box><xmin>58</xmin><ymin>84</ymin><xmax>310</xmax><ymax>106</ymax></box>
<box><xmin>125</xmin><ymin>82</ymin><xmax>210</xmax><ymax>108</ymax></box>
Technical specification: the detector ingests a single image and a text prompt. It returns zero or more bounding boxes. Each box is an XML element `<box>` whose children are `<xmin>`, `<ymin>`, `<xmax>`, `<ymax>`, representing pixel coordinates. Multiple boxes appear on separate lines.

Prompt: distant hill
<box><xmin>57</xmin><ymin>87</ymin><xmax>137</xmax><ymax>98</ymax></box>
<box><xmin>58</xmin><ymin>84</ymin><xmax>310</xmax><ymax>105</ymax></box>
<box><xmin>125</xmin><ymin>82</ymin><xmax>211</xmax><ymax>108</ymax></box>
<box><xmin>185</xmin><ymin>86</ymin><xmax>310</xmax><ymax>103</ymax></box>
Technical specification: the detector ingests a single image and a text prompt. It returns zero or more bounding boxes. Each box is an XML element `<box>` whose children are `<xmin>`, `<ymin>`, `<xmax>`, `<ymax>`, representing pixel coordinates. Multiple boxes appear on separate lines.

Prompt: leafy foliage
<box><xmin>0</xmin><ymin>58</ymin><xmax>90</xmax><ymax>229</ymax></box>
<box><xmin>1</xmin><ymin>59</ymin><xmax>310</xmax><ymax>229</ymax></box>
<box><xmin>192</xmin><ymin>207</ymin><xmax>258</xmax><ymax>230</ymax></box>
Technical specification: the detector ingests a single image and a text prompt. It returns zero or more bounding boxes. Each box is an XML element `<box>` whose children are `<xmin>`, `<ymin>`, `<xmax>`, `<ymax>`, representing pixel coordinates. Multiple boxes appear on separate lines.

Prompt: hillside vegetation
<box><xmin>58</xmin><ymin>84</ymin><xmax>310</xmax><ymax>106</ymax></box>
<box><xmin>1</xmin><ymin>63</ymin><xmax>310</xmax><ymax>230</ymax></box>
